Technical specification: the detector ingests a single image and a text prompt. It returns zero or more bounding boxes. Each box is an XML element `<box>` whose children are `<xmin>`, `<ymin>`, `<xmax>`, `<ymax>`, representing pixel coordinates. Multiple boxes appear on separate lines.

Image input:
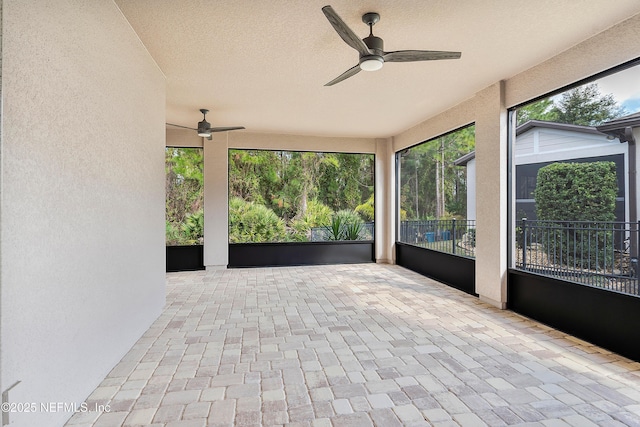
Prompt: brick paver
<box><xmin>66</xmin><ymin>264</ymin><xmax>640</xmax><ymax>426</ymax></box>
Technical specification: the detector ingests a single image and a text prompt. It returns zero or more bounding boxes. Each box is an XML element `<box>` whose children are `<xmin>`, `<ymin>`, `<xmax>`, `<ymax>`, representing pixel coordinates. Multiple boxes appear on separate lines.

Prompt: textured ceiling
<box><xmin>115</xmin><ymin>0</ymin><xmax>640</xmax><ymax>138</ymax></box>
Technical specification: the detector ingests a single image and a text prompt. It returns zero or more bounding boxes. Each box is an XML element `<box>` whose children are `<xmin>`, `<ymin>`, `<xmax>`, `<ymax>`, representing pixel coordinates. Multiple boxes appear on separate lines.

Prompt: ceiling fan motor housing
<box><xmin>362</xmin><ymin>11</ymin><xmax>383</xmax><ymax>57</ymax></box>
<box><xmin>363</xmin><ymin>35</ymin><xmax>383</xmax><ymax>54</ymax></box>
<box><xmin>360</xmin><ymin>35</ymin><xmax>384</xmax><ymax>70</ymax></box>
<box><xmin>197</xmin><ymin>109</ymin><xmax>211</xmax><ymax>133</ymax></box>
<box><xmin>198</xmin><ymin>120</ymin><xmax>210</xmax><ymax>132</ymax></box>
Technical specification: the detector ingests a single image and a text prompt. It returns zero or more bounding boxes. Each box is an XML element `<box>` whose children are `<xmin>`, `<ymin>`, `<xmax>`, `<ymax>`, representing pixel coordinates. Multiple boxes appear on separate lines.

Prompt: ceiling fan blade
<box><xmin>209</xmin><ymin>126</ymin><xmax>245</xmax><ymax>133</ymax></box>
<box><xmin>322</xmin><ymin>6</ymin><xmax>371</xmax><ymax>57</ymax></box>
<box><xmin>325</xmin><ymin>64</ymin><xmax>361</xmax><ymax>86</ymax></box>
<box><xmin>383</xmin><ymin>50</ymin><xmax>461</xmax><ymax>62</ymax></box>
<box><xmin>166</xmin><ymin>123</ymin><xmax>197</xmax><ymax>131</ymax></box>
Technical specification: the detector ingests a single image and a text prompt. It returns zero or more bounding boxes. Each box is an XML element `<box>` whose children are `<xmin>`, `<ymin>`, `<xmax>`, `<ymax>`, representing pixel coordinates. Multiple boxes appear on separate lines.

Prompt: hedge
<box><xmin>534</xmin><ymin>161</ymin><xmax>617</xmax><ymax>269</ymax></box>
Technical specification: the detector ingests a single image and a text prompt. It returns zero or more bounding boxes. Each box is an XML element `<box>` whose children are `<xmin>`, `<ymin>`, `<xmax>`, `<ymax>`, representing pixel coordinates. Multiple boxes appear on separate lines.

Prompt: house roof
<box><xmin>596</xmin><ymin>112</ymin><xmax>640</xmax><ymax>142</ymax></box>
<box><xmin>453</xmin><ymin>119</ymin><xmax>619</xmax><ymax>166</ymax></box>
<box><xmin>515</xmin><ymin>120</ymin><xmax>602</xmax><ymax>136</ymax></box>
<box><xmin>453</xmin><ymin>151</ymin><xmax>476</xmax><ymax>166</ymax></box>
<box><xmin>114</xmin><ymin>1</ymin><xmax>640</xmax><ymax>138</ymax></box>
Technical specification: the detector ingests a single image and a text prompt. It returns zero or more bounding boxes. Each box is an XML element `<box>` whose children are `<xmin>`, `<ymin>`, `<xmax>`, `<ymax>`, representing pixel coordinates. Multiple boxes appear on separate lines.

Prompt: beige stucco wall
<box><xmin>166</xmin><ymin>128</ymin><xmax>203</xmax><ymax>148</ymax></box>
<box><xmin>505</xmin><ymin>13</ymin><xmax>640</xmax><ymax>110</ymax></box>
<box><xmin>226</xmin><ymin>131</ymin><xmax>377</xmax><ymax>154</ymax></box>
<box><xmin>375</xmin><ymin>138</ymin><xmax>395</xmax><ymax>264</ymax></box>
<box><xmin>1</xmin><ymin>1</ymin><xmax>166</xmax><ymax>426</ymax></box>
<box><xmin>203</xmin><ymin>132</ymin><xmax>230</xmax><ymax>268</ymax></box>
<box><xmin>474</xmin><ymin>82</ymin><xmax>508</xmax><ymax>307</ymax></box>
<box><xmin>0</xmin><ymin>0</ymin><xmax>4</xmax><ymax>401</ymax></box>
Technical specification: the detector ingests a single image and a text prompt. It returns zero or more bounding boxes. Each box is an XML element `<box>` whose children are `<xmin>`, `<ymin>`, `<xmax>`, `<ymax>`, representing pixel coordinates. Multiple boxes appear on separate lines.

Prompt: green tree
<box><xmin>229</xmin><ymin>149</ymin><xmax>282</xmax><ymax>207</ymax></box>
<box><xmin>551</xmin><ymin>83</ymin><xmax>626</xmax><ymax>126</ymax></box>
<box><xmin>318</xmin><ymin>153</ymin><xmax>370</xmax><ymax>212</ymax></box>
<box><xmin>516</xmin><ymin>98</ymin><xmax>557</xmax><ymax>126</ymax></box>
<box><xmin>166</xmin><ymin>147</ymin><xmax>204</xmax><ymax>245</ymax></box>
<box><xmin>517</xmin><ymin>83</ymin><xmax>626</xmax><ymax>127</ymax></box>
<box><xmin>295</xmin><ymin>152</ymin><xmax>327</xmax><ymax>219</ymax></box>
<box><xmin>399</xmin><ymin>125</ymin><xmax>475</xmax><ymax>220</ymax></box>
<box><xmin>355</xmin><ymin>194</ymin><xmax>375</xmax><ymax>221</ymax></box>
<box><xmin>227</xmin><ymin>150</ymin><xmax>374</xmax><ymax>242</ymax></box>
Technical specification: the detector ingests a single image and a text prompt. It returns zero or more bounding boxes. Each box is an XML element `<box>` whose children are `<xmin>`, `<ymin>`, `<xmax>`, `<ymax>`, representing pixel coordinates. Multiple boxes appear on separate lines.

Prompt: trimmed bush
<box><xmin>535</xmin><ymin>162</ymin><xmax>617</xmax><ymax>222</ymax></box>
<box><xmin>534</xmin><ymin>161</ymin><xmax>617</xmax><ymax>268</ymax></box>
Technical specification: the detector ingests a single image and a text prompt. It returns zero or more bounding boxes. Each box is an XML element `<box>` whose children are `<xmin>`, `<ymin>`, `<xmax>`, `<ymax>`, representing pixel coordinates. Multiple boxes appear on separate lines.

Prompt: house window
<box><xmin>397</xmin><ymin>125</ymin><xmax>476</xmax><ymax>258</ymax></box>
<box><xmin>510</xmin><ymin>61</ymin><xmax>640</xmax><ymax>295</ymax></box>
<box><xmin>516</xmin><ymin>173</ymin><xmax>536</xmax><ymax>200</ymax></box>
<box><xmin>228</xmin><ymin>149</ymin><xmax>374</xmax><ymax>243</ymax></box>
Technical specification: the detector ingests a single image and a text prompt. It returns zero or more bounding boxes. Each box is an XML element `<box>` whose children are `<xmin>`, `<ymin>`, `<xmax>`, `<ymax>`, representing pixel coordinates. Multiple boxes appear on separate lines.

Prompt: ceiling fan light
<box><xmin>198</xmin><ymin>131</ymin><xmax>211</xmax><ymax>137</ymax></box>
<box><xmin>360</xmin><ymin>57</ymin><xmax>383</xmax><ymax>71</ymax></box>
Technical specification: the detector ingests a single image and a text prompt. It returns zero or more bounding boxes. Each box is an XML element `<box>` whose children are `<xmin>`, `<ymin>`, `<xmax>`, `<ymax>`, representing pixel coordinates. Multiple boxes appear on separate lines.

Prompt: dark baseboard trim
<box><xmin>508</xmin><ymin>269</ymin><xmax>640</xmax><ymax>362</ymax></box>
<box><xmin>229</xmin><ymin>241</ymin><xmax>375</xmax><ymax>267</ymax></box>
<box><xmin>396</xmin><ymin>242</ymin><xmax>477</xmax><ymax>296</ymax></box>
<box><xmin>166</xmin><ymin>245</ymin><xmax>204</xmax><ymax>272</ymax></box>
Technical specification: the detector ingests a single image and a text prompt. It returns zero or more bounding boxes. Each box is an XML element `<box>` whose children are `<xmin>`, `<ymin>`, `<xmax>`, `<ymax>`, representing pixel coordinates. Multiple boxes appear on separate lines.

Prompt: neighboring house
<box><xmin>455</xmin><ymin>119</ymin><xmax>631</xmax><ymax>222</ymax></box>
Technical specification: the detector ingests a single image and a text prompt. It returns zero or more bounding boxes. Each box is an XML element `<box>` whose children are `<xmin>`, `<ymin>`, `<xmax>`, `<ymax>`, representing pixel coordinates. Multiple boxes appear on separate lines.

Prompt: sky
<box><xmin>595</xmin><ymin>64</ymin><xmax>640</xmax><ymax>115</ymax></box>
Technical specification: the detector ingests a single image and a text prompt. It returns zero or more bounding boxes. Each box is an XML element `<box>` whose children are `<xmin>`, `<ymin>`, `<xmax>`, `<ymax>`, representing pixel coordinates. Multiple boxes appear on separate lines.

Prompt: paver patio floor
<box><xmin>66</xmin><ymin>263</ymin><xmax>640</xmax><ymax>426</ymax></box>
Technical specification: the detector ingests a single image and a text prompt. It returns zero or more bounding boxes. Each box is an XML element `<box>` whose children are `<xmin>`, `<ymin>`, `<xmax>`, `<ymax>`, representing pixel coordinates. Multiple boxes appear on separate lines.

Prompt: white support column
<box><xmin>475</xmin><ymin>82</ymin><xmax>508</xmax><ymax>308</ymax></box>
<box><xmin>203</xmin><ymin>134</ymin><xmax>229</xmax><ymax>269</ymax></box>
<box><xmin>375</xmin><ymin>137</ymin><xmax>395</xmax><ymax>264</ymax></box>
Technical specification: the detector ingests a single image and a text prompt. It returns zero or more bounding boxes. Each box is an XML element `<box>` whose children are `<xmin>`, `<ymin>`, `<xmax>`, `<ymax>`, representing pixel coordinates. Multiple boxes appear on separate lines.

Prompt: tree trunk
<box><xmin>299</xmin><ymin>184</ymin><xmax>308</xmax><ymax>218</ymax></box>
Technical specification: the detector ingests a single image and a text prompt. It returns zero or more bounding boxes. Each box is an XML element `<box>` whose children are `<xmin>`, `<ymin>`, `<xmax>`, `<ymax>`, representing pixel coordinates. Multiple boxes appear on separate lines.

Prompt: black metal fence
<box><xmin>516</xmin><ymin>219</ymin><xmax>639</xmax><ymax>295</ymax></box>
<box><xmin>399</xmin><ymin>219</ymin><xmax>476</xmax><ymax>258</ymax></box>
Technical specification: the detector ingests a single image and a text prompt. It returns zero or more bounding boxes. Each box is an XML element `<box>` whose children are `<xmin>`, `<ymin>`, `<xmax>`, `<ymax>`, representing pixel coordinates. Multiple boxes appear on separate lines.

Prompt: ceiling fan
<box><xmin>167</xmin><ymin>109</ymin><xmax>245</xmax><ymax>139</ymax></box>
<box><xmin>322</xmin><ymin>5</ymin><xmax>461</xmax><ymax>86</ymax></box>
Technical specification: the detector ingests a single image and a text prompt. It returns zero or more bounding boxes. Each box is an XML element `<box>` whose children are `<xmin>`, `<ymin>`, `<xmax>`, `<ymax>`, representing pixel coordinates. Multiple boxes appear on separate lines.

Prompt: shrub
<box><xmin>535</xmin><ymin>162</ymin><xmax>617</xmax><ymax>222</ymax></box>
<box><xmin>166</xmin><ymin>211</ymin><xmax>203</xmax><ymax>245</ymax></box>
<box><xmin>324</xmin><ymin>210</ymin><xmax>365</xmax><ymax>241</ymax></box>
<box><xmin>229</xmin><ymin>197</ymin><xmax>287</xmax><ymax>243</ymax></box>
<box><xmin>465</xmin><ymin>227</ymin><xmax>476</xmax><ymax>248</ymax></box>
<box><xmin>289</xmin><ymin>200</ymin><xmax>334</xmax><ymax>241</ymax></box>
<box><xmin>166</xmin><ymin>221</ymin><xmax>181</xmax><ymax>246</ymax></box>
<box><xmin>181</xmin><ymin>209</ymin><xmax>204</xmax><ymax>244</ymax></box>
<box><xmin>324</xmin><ymin>215</ymin><xmax>344</xmax><ymax>240</ymax></box>
<box><xmin>514</xmin><ymin>209</ymin><xmax>527</xmax><ymax>249</ymax></box>
<box><xmin>534</xmin><ymin>161</ymin><xmax>617</xmax><ymax>268</ymax></box>
<box><xmin>343</xmin><ymin>221</ymin><xmax>364</xmax><ymax>240</ymax></box>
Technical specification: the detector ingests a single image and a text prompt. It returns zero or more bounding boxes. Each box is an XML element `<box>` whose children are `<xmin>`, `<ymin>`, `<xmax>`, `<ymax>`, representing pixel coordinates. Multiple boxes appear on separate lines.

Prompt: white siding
<box><xmin>515</xmin><ymin>128</ymin><xmax>627</xmax><ymax>165</ymax></box>
<box><xmin>516</xmin><ymin>131</ymin><xmax>535</xmax><ymax>155</ymax></box>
